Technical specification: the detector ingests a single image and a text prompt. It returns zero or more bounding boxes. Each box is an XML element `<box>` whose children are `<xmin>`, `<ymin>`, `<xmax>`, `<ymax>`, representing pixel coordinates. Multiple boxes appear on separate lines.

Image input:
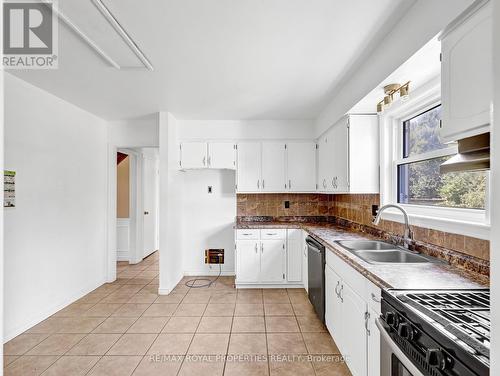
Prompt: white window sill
<box><xmin>378</xmin><ymin>206</ymin><xmax>490</xmax><ymax>240</ymax></box>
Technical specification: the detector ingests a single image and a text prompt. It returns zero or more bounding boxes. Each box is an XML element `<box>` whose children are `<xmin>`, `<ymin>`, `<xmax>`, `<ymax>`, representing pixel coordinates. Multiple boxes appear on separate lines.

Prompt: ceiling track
<box><xmin>39</xmin><ymin>0</ymin><xmax>153</xmax><ymax>71</ymax></box>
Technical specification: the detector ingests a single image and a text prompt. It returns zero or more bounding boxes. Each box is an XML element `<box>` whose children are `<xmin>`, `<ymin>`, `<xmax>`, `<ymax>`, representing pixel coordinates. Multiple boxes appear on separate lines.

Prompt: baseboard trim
<box><xmin>158</xmin><ymin>273</ymin><xmax>184</xmax><ymax>296</ymax></box>
<box><xmin>183</xmin><ymin>271</ymin><xmax>235</xmax><ymax>277</ymax></box>
<box><xmin>236</xmin><ymin>283</ymin><xmax>305</xmax><ymax>289</ymax></box>
<box><xmin>4</xmin><ymin>278</ymin><xmax>106</xmax><ymax>343</ymax></box>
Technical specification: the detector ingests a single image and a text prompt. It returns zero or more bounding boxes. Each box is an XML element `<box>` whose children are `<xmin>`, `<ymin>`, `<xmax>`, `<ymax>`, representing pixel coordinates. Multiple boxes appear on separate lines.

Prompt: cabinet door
<box><xmin>236</xmin><ymin>240</ymin><xmax>260</xmax><ymax>283</ymax></box>
<box><xmin>260</xmin><ymin>240</ymin><xmax>285</xmax><ymax>283</ymax></box>
<box><xmin>286</xmin><ymin>142</ymin><xmax>317</xmax><ymax>192</ymax></box>
<box><xmin>367</xmin><ymin>307</ymin><xmax>380</xmax><ymax>376</ymax></box>
<box><xmin>325</xmin><ymin>265</ymin><xmax>342</xmax><ymax>343</ymax></box>
<box><xmin>237</xmin><ymin>142</ymin><xmax>261</xmax><ymax>192</ymax></box>
<box><xmin>331</xmin><ymin>120</ymin><xmax>349</xmax><ymax>192</ymax></box>
<box><xmin>441</xmin><ymin>2</ymin><xmax>492</xmax><ymax>142</ymax></box>
<box><xmin>286</xmin><ymin>229</ymin><xmax>302</xmax><ymax>282</ymax></box>
<box><xmin>209</xmin><ymin>142</ymin><xmax>235</xmax><ymax>169</ymax></box>
<box><xmin>341</xmin><ymin>282</ymin><xmax>368</xmax><ymax>376</ymax></box>
<box><xmin>302</xmin><ymin>231</ymin><xmax>308</xmax><ymax>291</ymax></box>
<box><xmin>261</xmin><ymin>142</ymin><xmax>286</xmax><ymax>192</ymax></box>
<box><xmin>317</xmin><ymin>132</ymin><xmax>333</xmax><ymax>192</ymax></box>
<box><xmin>180</xmin><ymin>142</ymin><xmax>207</xmax><ymax>169</ymax></box>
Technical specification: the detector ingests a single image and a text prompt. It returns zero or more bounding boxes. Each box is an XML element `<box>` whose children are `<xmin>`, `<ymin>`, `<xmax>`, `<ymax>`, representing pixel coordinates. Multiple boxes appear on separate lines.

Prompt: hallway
<box><xmin>3</xmin><ymin>252</ymin><xmax>349</xmax><ymax>376</ymax></box>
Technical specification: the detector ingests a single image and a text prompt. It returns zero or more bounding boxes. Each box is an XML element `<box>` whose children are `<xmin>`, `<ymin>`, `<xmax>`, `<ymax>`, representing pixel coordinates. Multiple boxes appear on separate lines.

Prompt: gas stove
<box><xmin>379</xmin><ymin>289</ymin><xmax>489</xmax><ymax>376</ymax></box>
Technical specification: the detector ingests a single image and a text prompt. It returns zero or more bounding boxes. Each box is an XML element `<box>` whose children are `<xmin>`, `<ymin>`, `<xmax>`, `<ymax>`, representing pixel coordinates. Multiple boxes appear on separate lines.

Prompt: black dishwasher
<box><xmin>306</xmin><ymin>235</ymin><xmax>325</xmax><ymax>323</ymax></box>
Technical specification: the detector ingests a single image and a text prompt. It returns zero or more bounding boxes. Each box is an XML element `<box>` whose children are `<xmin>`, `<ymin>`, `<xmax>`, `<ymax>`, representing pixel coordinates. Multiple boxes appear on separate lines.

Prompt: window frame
<box><xmin>379</xmin><ymin>78</ymin><xmax>490</xmax><ymax>240</ymax></box>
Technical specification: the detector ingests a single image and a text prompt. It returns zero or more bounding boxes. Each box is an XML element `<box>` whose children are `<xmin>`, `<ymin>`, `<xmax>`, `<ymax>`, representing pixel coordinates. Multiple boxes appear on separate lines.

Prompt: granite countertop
<box><xmin>235</xmin><ymin>221</ymin><xmax>488</xmax><ymax>290</ymax></box>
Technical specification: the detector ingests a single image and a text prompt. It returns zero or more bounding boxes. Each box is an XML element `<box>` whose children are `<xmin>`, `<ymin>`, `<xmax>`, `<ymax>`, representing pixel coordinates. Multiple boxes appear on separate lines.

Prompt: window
<box><xmin>396</xmin><ymin>105</ymin><xmax>487</xmax><ymax>210</ymax></box>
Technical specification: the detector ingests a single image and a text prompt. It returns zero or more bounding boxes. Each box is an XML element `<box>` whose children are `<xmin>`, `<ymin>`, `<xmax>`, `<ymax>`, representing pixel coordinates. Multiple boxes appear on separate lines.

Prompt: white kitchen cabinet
<box><xmin>260</xmin><ymin>239</ymin><xmax>285</xmax><ymax>283</ymax></box>
<box><xmin>317</xmin><ymin>114</ymin><xmax>379</xmax><ymax>194</ymax></box>
<box><xmin>208</xmin><ymin>142</ymin><xmax>235</xmax><ymax>169</ymax></box>
<box><xmin>341</xmin><ymin>282</ymin><xmax>368</xmax><ymax>376</ymax></box>
<box><xmin>440</xmin><ymin>0</ymin><xmax>492</xmax><ymax>142</ymax></box>
<box><xmin>236</xmin><ymin>142</ymin><xmax>261</xmax><ymax>192</ymax></box>
<box><xmin>325</xmin><ymin>265</ymin><xmax>343</xmax><ymax>343</ymax></box>
<box><xmin>236</xmin><ymin>240</ymin><xmax>260</xmax><ymax>283</ymax></box>
<box><xmin>302</xmin><ymin>231</ymin><xmax>308</xmax><ymax>292</ymax></box>
<box><xmin>180</xmin><ymin>142</ymin><xmax>207</xmax><ymax>169</ymax></box>
<box><xmin>261</xmin><ymin>142</ymin><xmax>286</xmax><ymax>192</ymax></box>
<box><xmin>286</xmin><ymin>142</ymin><xmax>317</xmax><ymax>192</ymax></box>
<box><xmin>366</xmin><ymin>306</ymin><xmax>381</xmax><ymax>376</ymax></box>
<box><xmin>286</xmin><ymin>229</ymin><xmax>303</xmax><ymax>282</ymax></box>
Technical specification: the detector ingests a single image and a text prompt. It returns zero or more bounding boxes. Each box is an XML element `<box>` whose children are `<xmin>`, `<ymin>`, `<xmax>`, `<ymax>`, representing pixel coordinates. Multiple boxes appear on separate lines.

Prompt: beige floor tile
<box><xmin>312</xmin><ymin>357</ymin><xmax>352</xmax><ymax>376</ymax></box>
<box><xmin>4</xmin><ymin>334</ymin><xmax>48</xmax><ymax>355</ymax></box>
<box><xmin>174</xmin><ymin>303</ymin><xmax>207</xmax><ymax>317</ymax></box>
<box><xmin>83</xmin><ymin>303</ymin><xmax>123</xmax><ymax>317</ymax></box>
<box><xmin>231</xmin><ymin>316</ymin><xmax>265</xmax><ymax>333</ymax></box>
<box><xmin>4</xmin><ymin>355</ymin><xmax>58</xmax><ymax>376</ymax></box>
<box><xmin>203</xmin><ymin>303</ymin><xmax>235</xmax><ymax>316</ymax></box>
<box><xmin>287</xmin><ymin>291</ymin><xmax>310</xmax><ymax>304</ymax></box>
<box><xmin>87</xmin><ymin>355</ymin><xmax>142</xmax><ymax>376</ymax></box>
<box><xmin>25</xmin><ymin>318</ymin><xmax>63</xmax><ymax>334</ymax></box>
<box><xmin>264</xmin><ymin>304</ymin><xmax>294</xmax><ymax>316</ymax></box>
<box><xmin>127</xmin><ymin>317</ymin><xmax>169</xmax><ymax>333</ymax></box>
<box><xmin>296</xmin><ymin>316</ymin><xmax>327</xmax><ymax>332</ymax></box>
<box><xmin>100</xmin><ymin>293</ymin><xmax>134</xmax><ymax>304</ymax></box>
<box><xmin>107</xmin><ymin>333</ymin><xmax>157</xmax><ymax>355</ymax></box>
<box><xmin>66</xmin><ymin>333</ymin><xmax>121</xmax><ymax>355</ymax></box>
<box><xmin>162</xmin><ymin>317</ymin><xmax>200</xmax><ymax>333</ymax></box>
<box><xmin>209</xmin><ymin>292</ymin><xmax>237</xmax><ymax>304</ymax></box>
<box><xmin>228</xmin><ymin>333</ymin><xmax>267</xmax><ymax>355</ymax></box>
<box><xmin>302</xmin><ymin>333</ymin><xmax>339</xmax><ymax>354</ymax></box>
<box><xmin>265</xmin><ymin>316</ymin><xmax>299</xmax><ymax>332</ymax></box>
<box><xmin>142</xmin><ymin>304</ymin><xmax>177</xmax><ymax>317</ymax></box>
<box><xmin>42</xmin><ymin>355</ymin><xmax>100</xmax><ymax>376</ymax></box>
<box><xmin>182</xmin><ymin>292</ymin><xmax>212</xmax><ymax>304</ymax></box>
<box><xmin>292</xmin><ymin>303</ymin><xmax>316</xmax><ymax>317</ymax></box>
<box><xmin>53</xmin><ymin>303</ymin><xmax>94</xmax><ymax>317</ymax></box>
<box><xmin>147</xmin><ymin>333</ymin><xmax>193</xmax><ymax>355</ymax></box>
<box><xmin>197</xmin><ymin>316</ymin><xmax>233</xmax><ymax>333</ymax></box>
<box><xmin>234</xmin><ymin>304</ymin><xmax>264</xmax><ymax>316</ymax></box>
<box><xmin>269</xmin><ymin>359</ymin><xmax>315</xmax><ymax>376</ymax></box>
<box><xmin>4</xmin><ymin>356</ymin><xmax>20</xmax><ymax>367</ymax></box>
<box><xmin>57</xmin><ymin>317</ymin><xmax>105</xmax><ymax>333</ymax></box>
<box><xmin>154</xmin><ymin>293</ymin><xmax>185</xmax><ymax>304</ymax></box>
<box><xmin>132</xmin><ymin>355</ymin><xmax>183</xmax><ymax>376</ymax></box>
<box><xmin>267</xmin><ymin>333</ymin><xmax>307</xmax><ymax>355</ymax></box>
<box><xmin>187</xmin><ymin>333</ymin><xmax>229</xmax><ymax>355</ymax></box>
<box><xmin>112</xmin><ymin>303</ymin><xmax>151</xmax><ymax>317</ymax></box>
<box><xmin>236</xmin><ymin>295</ymin><xmax>264</xmax><ymax>304</ymax></box>
<box><xmin>127</xmin><ymin>292</ymin><xmax>159</xmax><ymax>304</ymax></box>
<box><xmin>178</xmin><ymin>359</ymin><xmax>224</xmax><ymax>376</ymax></box>
<box><xmin>92</xmin><ymin>317</ymin><xmax>137</xmax><ymax>334</ymax></box>
<box><xmin>263</xmin><ymin>294</ymin><xmax>290</xmax><ymax>304</ymax></box>
<box><xmin>26</xmin><ymin>334</ymin><xmax>85</xmax><ymax>355</ymax></box>
<box><xmin>224</xmin><ymin>360</ymin><xmax>269</xmax><ymax>376</ymax></box>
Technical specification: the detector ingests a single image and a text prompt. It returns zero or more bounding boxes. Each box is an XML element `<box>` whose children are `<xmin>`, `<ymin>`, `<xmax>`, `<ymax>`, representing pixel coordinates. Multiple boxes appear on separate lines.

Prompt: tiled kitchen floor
<box><xmin>4</xmin><ymin>252</ymin><xmax>351</xmax><ymax>376</ymax></box>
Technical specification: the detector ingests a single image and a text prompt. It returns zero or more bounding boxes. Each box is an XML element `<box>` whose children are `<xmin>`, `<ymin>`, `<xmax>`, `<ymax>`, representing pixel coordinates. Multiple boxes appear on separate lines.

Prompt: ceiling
<box><xmin>10</xmin><ymin>0</ymin><xmax>414</xmax><ymax>121</ymax></box>
<box><xmin>349</xmin><ymin>37</ymin><xmax>441</xmax><ymax>113</ymax></box>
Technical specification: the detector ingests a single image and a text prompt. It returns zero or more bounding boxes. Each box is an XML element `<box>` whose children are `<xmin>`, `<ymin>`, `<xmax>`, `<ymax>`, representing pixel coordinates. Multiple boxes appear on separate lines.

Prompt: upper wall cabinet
<box><xmin>440</xmin><ymin>0</ymin><xmax>492</xmax><ymax>142</ymax></box>
<box><xmin>317</xmin><ymin>115</ymin><xmax>379</xmax><ymax>194</ymax></box>
<box><xmin>236</xmin><ymin>141</ymin><xmax>316</xmax><ymax>193</ymax></box>
<box><xmin>180</xmin><ymin>142</ymin><xmax>235</xmax><ymax>170</ymax></box>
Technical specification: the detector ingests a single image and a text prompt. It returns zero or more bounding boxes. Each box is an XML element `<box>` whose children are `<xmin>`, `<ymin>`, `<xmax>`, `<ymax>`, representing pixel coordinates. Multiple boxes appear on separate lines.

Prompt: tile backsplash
<box><xmin>237</xmin><ymin>193</ymin><xmax>490</xmax><ymax>261</ymax></box>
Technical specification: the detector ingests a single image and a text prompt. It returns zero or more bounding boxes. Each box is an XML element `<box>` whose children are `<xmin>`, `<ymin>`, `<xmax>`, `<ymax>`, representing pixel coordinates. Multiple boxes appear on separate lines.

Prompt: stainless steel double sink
<box><xmin>335</xmin><ymin>240</ymin><xmax>439</xmax><ymax>264</ymax></box>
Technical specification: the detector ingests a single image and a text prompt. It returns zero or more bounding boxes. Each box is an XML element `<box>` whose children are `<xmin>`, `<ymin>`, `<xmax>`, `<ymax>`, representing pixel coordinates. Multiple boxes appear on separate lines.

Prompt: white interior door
<box><xmin>209</xmin><ymin>142</ymin><xmax>235</xmax><ymax>169</ymax></box>
<box><xmin>260</xmin><ymin>240</ymin><xmax>285</xmax><ymax>282</ymax></box>
<box><xmin>261</xmin><ymin>142</ymin><xmax>286</xmax><ymax>192</ymax></box>
<box><xmin>286</xmin><ymin>142</ymin><xmax>317</xmax><ymax>192</ymax></box>
<box><xmin>142</xmin><ymin>151</ymin><xmax>159</xmax><ymax>258</ymax></box>
<box><xmin>181</xmin><ymin>142</ymin><xmax>207</xmax><ymax>169</ymax></box>
<box><xmin>237</xmin><ymin>142</ymin><xmax>261</xmax><ymax>192</ymax></box>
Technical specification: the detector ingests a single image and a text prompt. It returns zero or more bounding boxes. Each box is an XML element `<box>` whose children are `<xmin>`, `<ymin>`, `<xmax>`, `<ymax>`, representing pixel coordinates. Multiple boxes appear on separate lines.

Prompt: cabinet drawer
<box><xmin>236</xmin><ymin>229</ymin><xmax>260</xmax><ymax>240</ymax></box>
<box><xmin>261</xmin><ymin>229</ymin><xmax>286</xmax><ymax>240</ymax></box>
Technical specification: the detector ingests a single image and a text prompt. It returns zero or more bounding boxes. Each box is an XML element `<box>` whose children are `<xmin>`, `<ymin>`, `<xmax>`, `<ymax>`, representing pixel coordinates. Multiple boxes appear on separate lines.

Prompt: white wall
<box><xmin>4</xmin><ymin>74</ymin><xmax>108</xmax><ymax>341</ymax></box>
<box><xmin>178</xmin><ymin>119</ymin><xmax>314</xmax><ymax>140</ymax></box>
<box><xmin>108</xmin><ymin>113</ymin><xmax>159</xmax><ymax>147</ymax></box>
<box><xmin>181</xmin><ymin>170</ymin><xmax>236</xmax><ymax>275</ymax></box>
<box><xmin>315</xmin><ymin>0</ymin><xmax>473</xmax><ymax>137</ymax></box>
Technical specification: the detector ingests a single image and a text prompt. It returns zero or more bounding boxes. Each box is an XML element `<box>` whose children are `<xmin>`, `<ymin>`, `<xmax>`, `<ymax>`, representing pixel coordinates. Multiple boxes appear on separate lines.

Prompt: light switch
<box><xmin>208</xmin><ymin>186</ymin><xmax>213</xmax><ymax>194</ymax></box>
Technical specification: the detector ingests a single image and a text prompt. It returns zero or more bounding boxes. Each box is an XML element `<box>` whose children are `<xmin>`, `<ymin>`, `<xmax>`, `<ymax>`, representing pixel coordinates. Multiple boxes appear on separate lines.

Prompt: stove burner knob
<box><xmin>425</xmin><ymin>349</ymin><xmax>446</xmax><ymax>370</ymax></box>
<box><xmin>384</xmin><ymin>312</ymin><xmax>397</xmax><ymax>326</ymax></box>
<box><xmin>397</xmin><ymin>322</ymin><xmax>414</xmax><ymax>340</ymax></box>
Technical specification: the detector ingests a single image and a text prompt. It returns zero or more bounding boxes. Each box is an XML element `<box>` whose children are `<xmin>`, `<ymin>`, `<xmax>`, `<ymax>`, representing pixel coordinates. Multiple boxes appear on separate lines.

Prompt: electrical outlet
<box><xmin>284</xmin><ymin>200</ymin><xmax>290</xmax><ymax>209</ymax></box>
<box><xmin>372</xmin><ymin>204</ymin><xmax>379</xmax><ymax>216</ymax></box>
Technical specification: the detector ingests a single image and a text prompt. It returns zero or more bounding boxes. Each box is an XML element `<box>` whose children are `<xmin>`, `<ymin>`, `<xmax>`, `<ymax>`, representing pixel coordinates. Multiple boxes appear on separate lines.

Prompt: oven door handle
<box><xmin>376</xmin><ymin>318</ymin><xmax>425</xmax><ymax>376</ymax></box>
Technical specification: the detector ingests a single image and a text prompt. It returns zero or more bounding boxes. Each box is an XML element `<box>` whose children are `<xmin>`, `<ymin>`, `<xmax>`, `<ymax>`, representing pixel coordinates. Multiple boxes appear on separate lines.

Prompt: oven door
<box><xmin>376</xmin><ymin>319</ymin><xmax>425</xmax><ymax>376</ymax></box>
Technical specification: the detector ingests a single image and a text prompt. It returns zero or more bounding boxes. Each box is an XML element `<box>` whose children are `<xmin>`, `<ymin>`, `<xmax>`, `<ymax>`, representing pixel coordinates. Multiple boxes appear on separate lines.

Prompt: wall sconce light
<box><xmin>376</xmin><ymin>81</ymin><xmax>411</xmax><ymax>113</ymax></box>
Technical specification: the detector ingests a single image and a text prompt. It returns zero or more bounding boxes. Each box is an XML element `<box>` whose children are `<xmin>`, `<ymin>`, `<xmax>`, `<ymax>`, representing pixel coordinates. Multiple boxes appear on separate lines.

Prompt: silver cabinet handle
<box><xmin>262</xmin><ymin>180</ymin><xmax>265</xmax><ymax>189</ymax></box>
<box><xmin>334</xmin><ymin>281</ymin><xmax>340</xmax><ymax>297</ymax></box>
<box><xmin>339</xmin><ymin>284</ymin><xmax>344</xmax><ymax>303</ymax></box>
<box><xmin>266</xmin><ymin>233</ymin><xmax>277</xmax><ymax>236</ymax></box>
<box><xmin>322</xmin><ymin>179</ymin><xmax>326</xmax><ymax>188</ymax></box>
<box><xmin>255</xmin><ymin>243</ymin><xmax>258</xmax><ymax>253</ymax></box>
<box><xmin>289</xmin><ymin>180</ymin><xmax>291</xmax><ymax>189</ymax></box>
<box><xmin>371</xmin><ymin>293</ymin><xmax>381</xmax><ymax>303</ymax></box>
<box><xmin>365</xmin><ymin>311</ymin><xmax>371</xmax><ymax>336</ymax></box>
<box><xmin>257</xmin><ymin>180</ymin><xmax>260</xmax><ymax>189</ymax></box>
<box><xmin>203</xmin><ymin>156</ymin><xmax>206</xmax><ymax>166</ymax></box>
<box><xmin>242</xmin><ymin>233</ymin><xmax>252</xmax><ymax>236</ymax></box>
<box><xmin>207</xmin><ymin>156</ymin><xmax>211</xmax><ymax>166</ymax></box>
<box><xmin>261</xmin><ymin>243</ymin><xmax>264</xmax><ymax>253</ymax></box>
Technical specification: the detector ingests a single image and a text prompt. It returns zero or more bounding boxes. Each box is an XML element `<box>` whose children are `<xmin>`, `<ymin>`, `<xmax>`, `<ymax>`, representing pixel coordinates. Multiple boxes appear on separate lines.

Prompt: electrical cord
<box><xmin>185</xmin><ymin>253</ymin><xmax>223</xmax><ymax>288</ymax></box>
